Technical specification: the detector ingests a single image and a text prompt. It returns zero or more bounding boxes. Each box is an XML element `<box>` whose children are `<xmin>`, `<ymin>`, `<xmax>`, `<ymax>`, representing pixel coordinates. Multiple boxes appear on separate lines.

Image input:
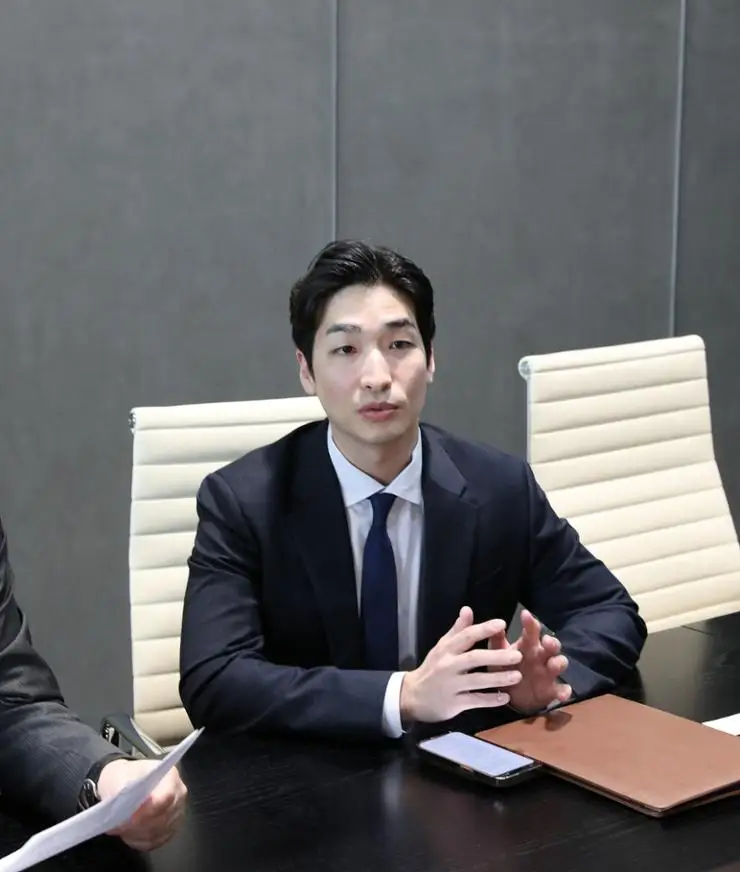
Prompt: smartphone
<box><xmin>417</xmin><ymin>731</ymin><xmax>542</xmax><ymax>787</ymax></box>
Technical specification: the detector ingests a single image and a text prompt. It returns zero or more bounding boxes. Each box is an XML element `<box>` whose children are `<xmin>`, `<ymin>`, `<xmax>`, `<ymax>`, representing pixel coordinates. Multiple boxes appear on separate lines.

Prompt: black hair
<box><xmin>289</xmin><ymin>239</ymin><xmax>436</xmax><ymax>372</ymax></box>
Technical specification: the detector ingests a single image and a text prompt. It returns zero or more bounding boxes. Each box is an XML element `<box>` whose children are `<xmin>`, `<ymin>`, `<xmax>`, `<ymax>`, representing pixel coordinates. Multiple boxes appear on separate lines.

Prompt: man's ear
<box><xmin>296</xmin><ymin>350</ymin><xmax>316</xmax><ymax>395</ymax></box>
<box><xmin>427</xmin><ymin>347</ymin><xmax>436</xmax><ymax>383</ymax></box>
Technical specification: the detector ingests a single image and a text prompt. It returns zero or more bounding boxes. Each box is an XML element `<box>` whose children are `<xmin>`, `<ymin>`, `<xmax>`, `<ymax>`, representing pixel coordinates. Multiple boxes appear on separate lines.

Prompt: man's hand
<box><xmin>400</xmin><ymin>606</ymin><xmax>523</xmax><ymax>725</ymax></box>
<box><xmin>97</xmin><ymin>759</ymin><xmax>187</xmax><ymax>852</ymax></box>
<box><xmin>489</xmin><ymin>609</ymin><xmax>572</xmax><ymax>713</ymax></box>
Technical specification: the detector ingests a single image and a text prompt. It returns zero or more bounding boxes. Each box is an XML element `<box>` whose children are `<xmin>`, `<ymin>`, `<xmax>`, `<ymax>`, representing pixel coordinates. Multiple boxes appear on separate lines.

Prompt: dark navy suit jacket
<box><xmin>0</xmin><ymin>518</ymin><xmax>125</xmax><ymax>820</ymax></box>
<box><xmin>179</xmin><ymin>420</ymin><xmax>646</xmax><ymax>738</ymax></box>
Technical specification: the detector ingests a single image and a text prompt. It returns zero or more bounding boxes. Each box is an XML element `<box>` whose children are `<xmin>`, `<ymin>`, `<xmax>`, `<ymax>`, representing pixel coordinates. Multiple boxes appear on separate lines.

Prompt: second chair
<box><xmin>518</xmin><ymin>334</ymin><xmax>740</xmax><ymax>633</ymax></box>
<box><xmin>102</xmin><ymin>395</ymin><xmax>325</xmax><ymax>752</ymax></box>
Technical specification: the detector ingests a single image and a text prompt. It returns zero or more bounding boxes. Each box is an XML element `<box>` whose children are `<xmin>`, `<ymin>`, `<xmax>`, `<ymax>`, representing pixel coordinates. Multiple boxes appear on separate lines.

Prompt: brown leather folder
<box><xmin>476</xmin><ymin>694</ymin><xmax>740</xmax><ymax>817</ymax></box>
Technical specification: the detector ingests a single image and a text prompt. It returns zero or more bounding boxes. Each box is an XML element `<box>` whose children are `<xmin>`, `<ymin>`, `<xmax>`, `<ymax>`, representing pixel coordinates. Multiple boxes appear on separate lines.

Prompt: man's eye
<box><xmin>391</xmin><ymin>340</ymin><xmax>414</xmax><ymax>350</ymax></box>
<box><xmin>332</xmin><ymin>345</ymin><xmax>355</xmax><ymax>355</ymax></box>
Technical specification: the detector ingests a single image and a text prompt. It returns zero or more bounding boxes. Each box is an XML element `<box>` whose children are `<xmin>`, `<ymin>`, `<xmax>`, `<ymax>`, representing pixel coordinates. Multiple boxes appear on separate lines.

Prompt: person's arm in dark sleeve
<box><xmin>0</xmin><ymin>520</ymin><xmax>127</xmax><ymax>821</ymax></box>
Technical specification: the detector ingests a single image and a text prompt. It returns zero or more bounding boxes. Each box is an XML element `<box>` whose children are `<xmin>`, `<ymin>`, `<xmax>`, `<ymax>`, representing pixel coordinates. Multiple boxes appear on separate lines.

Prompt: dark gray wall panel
<box><xmin>0</xmin><ymin>0</ymin><xmax>333</xmax><ymax>724</ymax></box>
<box><xmin>676</xmin><ymin>1</ymin><xmax>740</xmax><ymax>526</ymax></box>
<box><xmin>5</xmin><ymin>0</ymin><xmax>736</xmax><ymax>730</ymax></box>
<box><xmin>337</xmin><ymin>0</ymin><xmax>679</xmax><ymax>454</ymax></box>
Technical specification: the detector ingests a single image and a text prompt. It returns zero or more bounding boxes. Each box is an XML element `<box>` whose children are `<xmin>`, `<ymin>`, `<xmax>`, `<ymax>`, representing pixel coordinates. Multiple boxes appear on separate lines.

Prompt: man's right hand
<box><xmin>399</xmin><ymin>607</ymin><xmax>523</xmax><ymax>725</ymax></box>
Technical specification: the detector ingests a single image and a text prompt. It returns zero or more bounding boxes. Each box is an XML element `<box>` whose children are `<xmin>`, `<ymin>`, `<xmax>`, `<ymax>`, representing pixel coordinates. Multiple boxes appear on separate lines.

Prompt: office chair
<box><xmin>101</xmin><ymin>395</ymin><xmax>325</xmax><ymax>754</ymax></box>
<box><xmin>518</xmin><ymin>334</ymin><xmax>740</xmax><ymax>632</ymax></box>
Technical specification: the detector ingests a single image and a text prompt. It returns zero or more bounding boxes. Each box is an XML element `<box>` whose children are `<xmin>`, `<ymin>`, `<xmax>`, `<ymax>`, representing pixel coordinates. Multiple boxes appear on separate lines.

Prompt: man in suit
<box><xmin>180</xmin><ymin>239</ymin><xmax>647</xmax><ymax>740</ymax></box>
<box><xmin>0</xmin><ymin>517</ymin><xmax>186</xmax><ymax>849</ymax></box>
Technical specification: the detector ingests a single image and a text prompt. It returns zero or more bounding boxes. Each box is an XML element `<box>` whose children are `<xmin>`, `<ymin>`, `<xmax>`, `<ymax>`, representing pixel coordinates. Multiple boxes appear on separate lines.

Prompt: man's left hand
<box><xmin>97</xmin><ymin>759</ymin><xmax>187</xmax><ymax>852</ymax></box>
<box><xmin>489</xmin><ymin>609</ymin><xmax>572</xmax><ymax>713</ymax></box>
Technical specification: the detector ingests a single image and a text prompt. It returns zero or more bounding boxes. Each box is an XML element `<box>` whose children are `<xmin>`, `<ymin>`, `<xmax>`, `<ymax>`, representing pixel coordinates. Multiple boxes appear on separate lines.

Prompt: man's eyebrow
<box><xmin>325</xmin><ymin>318</ymin><xmax>418</xmax><ymax>336</ymax></box>
<box><xmin>384</xmin><ymin>317</ymin><xmax>417</xmax><ymax>332</ymax></box>
<box><xmin>325</xmin><ymin>323</ymin><xmax>362</xmax><ymax>335</ymax></box>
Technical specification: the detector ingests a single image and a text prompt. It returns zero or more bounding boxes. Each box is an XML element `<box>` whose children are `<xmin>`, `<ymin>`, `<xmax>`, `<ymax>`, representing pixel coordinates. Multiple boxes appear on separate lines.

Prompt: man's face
<box><xmin>297</xmin><ymin>283</ymin><xmax>434</xmax><ymax>454</ymax></box>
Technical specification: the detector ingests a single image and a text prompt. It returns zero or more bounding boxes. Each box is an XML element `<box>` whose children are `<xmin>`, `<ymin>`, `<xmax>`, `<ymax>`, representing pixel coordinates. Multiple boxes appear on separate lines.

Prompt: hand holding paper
<box><xmin>99</xmin><ymin>757</ymin><xmax>187</xmax><ymax>851</ymax></box>
<box><xmin>0</xmin><ymin>727</ymin><xmax>202</xmax><ymax>872</ymax></box>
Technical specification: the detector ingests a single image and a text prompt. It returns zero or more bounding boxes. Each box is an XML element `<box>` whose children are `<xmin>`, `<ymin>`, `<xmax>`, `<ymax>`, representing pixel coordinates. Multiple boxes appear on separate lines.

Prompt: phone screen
<box><xmin>420</xmin><ymin>732</ymin><xmax>536</xmax><ymax>778</ymax></box>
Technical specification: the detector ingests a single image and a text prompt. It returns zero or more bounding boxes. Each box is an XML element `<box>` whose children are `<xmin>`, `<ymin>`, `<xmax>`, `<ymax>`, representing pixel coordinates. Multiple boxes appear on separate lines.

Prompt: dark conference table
<box><xmin>3</xmin><ymin>615</ymin><xmax>740</xmax><ymax>872</ymax></box>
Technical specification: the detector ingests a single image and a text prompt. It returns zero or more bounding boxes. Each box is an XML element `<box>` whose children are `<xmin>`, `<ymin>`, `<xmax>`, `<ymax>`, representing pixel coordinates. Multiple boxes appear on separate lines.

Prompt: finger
<box><xmin>440</xmin><ymin>606</ymin><xmax>475</xmax><ymax>642</ymax></box>
<box><xmin>520</xmin><ymin>608</ymin><xmax>539</xmax><ymax>629</ymax></box>
<box><xmin>170</xmin><ymin>802</ymin><xmax>187</xmax><ymax>826</ymax></box>
<box><xmin>516</xmin><ymin>638</ymin><xmax>545</xmax><ymax>666</ymax></box>
<box><xmin>518</xmin><ymin>610</ymin><xmax>542</xmax><ymax>650</ymax></box>
<box><xmin>149</xmin><ymin>783</ymin><xmax>178</xmax><ymax>814</ymax></box>
<box><xmin>457</xmin><ymin>647</ymin><xmax>523</xmax><ymax>672</ymax></box>
<box><xmin>541</xmin><ymin>634</ymin><xmax>561</xmax><ymax>656</ymax></box>
<box><xmin>129</xmin><ymin>796</ymin><xmax>154</xmax><ymax>818</ymax></box>
<box><xmin>487</xmin><ymin>628</ymin><xmax>510</xmax><ymax>651</ymax></box>
<box><xmin>121</xmin><ymin>827</ymin><xmax>175</xmax><ymax>853</ymax></box>
<box><xmin>106</xmin><ymin>799</ymin><xmax>152</xmax><ymax>836</ymax></box>
<box><xmin>126</xmin><ymin>798</ymin><xmax>169</xmax><ymax>828</ymax></box>
<box><xmin>447</xmin><ymin>619</ymin><xmax>507</xmax><ymax>654</ymax></box>
<box><xmin>536</xmin><ymin>679</ymin><xmax>573</xmax><ymax>708</ymax></box>
<box><xmin>458</xmin><ymin>691</ymin><xmax>511</xmax><ymax>711</ymax></box>
<box><xmin>118</xmin><ymin>811</ymin><xmax>181</xmax><ymax>852</ymax></box>
<box><xmin>125</xmin><ymin>795</ymin><xmax>178</xmax><ymax>832</ymax></box>
<box><xmin>546</xmin><ymin>654</ymin><xmax>569</xmax><ymax>676</ymax></box>
<box><xmin>120</xmin><ymin>830</ymin><xmax>164</xmax><ymax>852</ymax></box>
<box><xmin>139</xmin><ymin>769</ymin><xmax>185</xmax><ymax>815</ymax></box>
<box><xmin>459</xmin><ymin>669</ymin><xmax>522</xmax><ymax>692</ymax></box>
<box><xmin>452</xmin><ymin>606</ymin><xmax>475</xmax><ymax>633</ymax></box>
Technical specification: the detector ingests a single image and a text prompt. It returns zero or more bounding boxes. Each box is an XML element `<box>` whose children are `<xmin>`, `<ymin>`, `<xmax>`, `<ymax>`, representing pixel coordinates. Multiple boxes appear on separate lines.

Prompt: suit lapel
<box><xmin>418</xmin><ymin>428</ymin><xmax>477</xmax><ymax>659</ymax></box>
<box><xmin>288</xmin><ymin>422</ymin><xmax>365</xmax><ymax>668</ymax></box>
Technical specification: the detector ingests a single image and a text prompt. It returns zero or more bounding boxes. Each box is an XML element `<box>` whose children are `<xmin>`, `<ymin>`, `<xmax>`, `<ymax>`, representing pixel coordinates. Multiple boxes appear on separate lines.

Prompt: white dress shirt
<box><xmin>326</xmin><ymin>426</ymin><xmax>423</xmax><ymax>738</ymax></box>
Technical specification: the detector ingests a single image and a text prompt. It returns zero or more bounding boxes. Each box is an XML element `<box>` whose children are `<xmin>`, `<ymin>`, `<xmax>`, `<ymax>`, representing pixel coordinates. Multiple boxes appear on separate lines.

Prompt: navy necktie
<box><xmin>361</xmin><ymin>492</ymin><xmax>399</xmax><ymax>670</ymax></box>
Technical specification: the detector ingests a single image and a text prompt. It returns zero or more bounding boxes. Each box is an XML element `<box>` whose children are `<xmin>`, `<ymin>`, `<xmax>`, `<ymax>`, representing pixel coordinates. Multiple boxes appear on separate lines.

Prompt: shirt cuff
<box><xmin>381</xmin><ymin>671</ymin><xmax>407</xmax><ymax>738</ymax></box>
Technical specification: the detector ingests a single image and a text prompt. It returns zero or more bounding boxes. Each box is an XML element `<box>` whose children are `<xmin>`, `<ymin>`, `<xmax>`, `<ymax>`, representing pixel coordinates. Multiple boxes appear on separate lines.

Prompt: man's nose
<box><xmin>361</xmin><ymin>349</ymin><xmax>392</xmax><ymax>391</ymax></box>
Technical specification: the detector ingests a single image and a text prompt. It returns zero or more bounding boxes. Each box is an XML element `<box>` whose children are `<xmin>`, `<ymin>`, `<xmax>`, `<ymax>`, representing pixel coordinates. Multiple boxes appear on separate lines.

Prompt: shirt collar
<box><xmin>327</xmin><ymin>425</ymin><xmax>423</xmax><ymax>509</ymax></box>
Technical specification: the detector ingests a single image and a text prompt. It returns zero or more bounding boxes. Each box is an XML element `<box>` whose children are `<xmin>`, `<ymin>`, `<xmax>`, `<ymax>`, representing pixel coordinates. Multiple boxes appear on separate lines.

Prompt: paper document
<box><xmin>0</xmin><ymin>727</ymin><xmax>203</xmax><ymax>872</ymax></box>
<box><xmin>703</xmin><ymin>713</ymin><xmax>740</xmax><ymax>736</ymax></box>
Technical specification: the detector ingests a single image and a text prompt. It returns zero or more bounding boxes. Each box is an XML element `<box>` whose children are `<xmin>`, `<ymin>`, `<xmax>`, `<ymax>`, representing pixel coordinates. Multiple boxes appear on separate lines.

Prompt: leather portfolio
<box><xmin>476</xmin><ymin>694</ymin><xmax>740</xmax><ymax>816</ymax></box>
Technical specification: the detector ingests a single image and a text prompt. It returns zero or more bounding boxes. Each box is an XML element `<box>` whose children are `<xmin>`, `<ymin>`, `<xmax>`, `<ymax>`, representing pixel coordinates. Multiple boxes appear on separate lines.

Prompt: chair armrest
<box><xmin>100</xmin><ymin>712</ymin><xmax>165</xmax><ymax>758</ymax></box>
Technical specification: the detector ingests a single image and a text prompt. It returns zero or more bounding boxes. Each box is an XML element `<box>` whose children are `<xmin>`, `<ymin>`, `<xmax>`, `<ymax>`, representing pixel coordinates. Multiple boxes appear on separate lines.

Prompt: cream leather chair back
<box><xmin>518</xmin><ymin>335</ymin><xmax>740</xmax><ymax>632</ymax></box>
<box><xmin>128</xmin><ymin>396</ymin><xmax>325</xmax><ymax>743</ymax></box>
